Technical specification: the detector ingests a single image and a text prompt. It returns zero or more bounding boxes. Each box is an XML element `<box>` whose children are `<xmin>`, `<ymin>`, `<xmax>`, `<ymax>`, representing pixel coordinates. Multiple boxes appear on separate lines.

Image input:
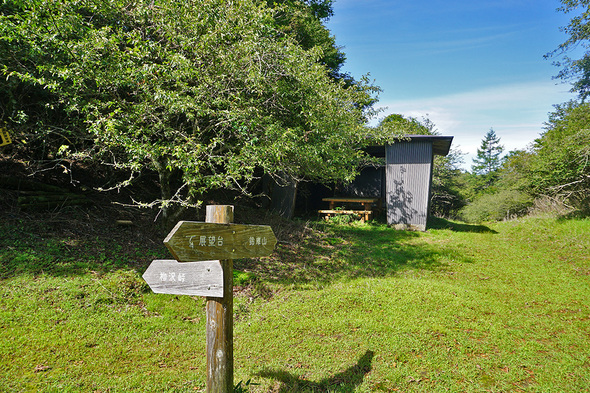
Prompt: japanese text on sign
<box><xmin>248</xmin><ymin>236</ymin><xmax>268</xmax><ymax>246</ymax></box>
<box><xmin>187</xmin><ymin>235</ymin><xmax>224</xmax><ymax>248</ymax></box>
<box><xmin>164</xmin><ymin>221</ymin><xmax>277</xmax><ymax>261</ymax></box>
<box><xmin>159</xmin><ymin>271</ymin><xmax>187</xmax><ymax>282</ymax></box>
<box><xmin>186</xmin><ymin>234</ymin><xmax>268</xmax><ymax>249</ymax></box>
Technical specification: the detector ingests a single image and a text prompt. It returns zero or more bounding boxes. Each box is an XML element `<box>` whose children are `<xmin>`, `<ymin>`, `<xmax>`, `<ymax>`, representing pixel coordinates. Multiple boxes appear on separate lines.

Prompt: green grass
<box><xmin>1</xmin><ymin>215</ymin><xmax>589</xmax><ymax>392</ymax></box>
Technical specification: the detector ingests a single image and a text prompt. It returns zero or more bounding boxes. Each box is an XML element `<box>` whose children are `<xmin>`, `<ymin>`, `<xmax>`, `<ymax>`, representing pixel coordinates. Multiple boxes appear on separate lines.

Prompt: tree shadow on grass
<box><xmin>256</xmin><ymin>350</ymin><xmax>374</xmax><ymax>393</ymax></box>
<box><xmin>427</xmin><ymin>217</ymin><xmax>498</xmax><ymax>233</ymax></box>
<box><xmin>238</xmin><ymin>222</ymin><xmax>476</xmax><ymax>288</ymax></box>
<box><xmin>0</xmin><ymin>212</ymin><xmax>169</xmax><ymax>279</ymax></box>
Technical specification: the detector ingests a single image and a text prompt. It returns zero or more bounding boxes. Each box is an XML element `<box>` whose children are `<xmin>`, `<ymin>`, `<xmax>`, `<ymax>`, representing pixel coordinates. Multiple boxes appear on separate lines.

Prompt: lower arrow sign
<box><xmin>142</xmin><ymin>259</ymin><xmax>223</xmax><ymax>298</ymax></box>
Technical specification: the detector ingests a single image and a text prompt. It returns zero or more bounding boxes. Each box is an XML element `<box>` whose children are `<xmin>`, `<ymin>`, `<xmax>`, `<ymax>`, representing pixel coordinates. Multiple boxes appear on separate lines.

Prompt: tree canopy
<box><xmin>264</xmin><ymin>0</ymin><xmax>346</xmax><ymax>80</ymax></box>
<box><xmin>372</xmin><ymin>113</ymin><xmax>431</xmax><ymax>144</ymax></box>
<box><xmin>527</xmin><ymin>100</ymin><xmax>590</xmax><ymax>211</ymax></box>
<box><xmin>1</xmin><ymin>0</ymin><xmax>380</xmax><ymax>220</ymax></box>
<box><xmin>546</xmin><ymin>0</ymin><xmax>590</xmax><ymax>100</ymax></box>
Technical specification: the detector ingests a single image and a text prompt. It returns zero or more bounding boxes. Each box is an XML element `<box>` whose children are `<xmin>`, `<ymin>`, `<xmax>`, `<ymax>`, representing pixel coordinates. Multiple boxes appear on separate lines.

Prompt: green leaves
<box><xmin>526</xmin><ymin>101</ymin><xmax>590</xmax><ymax>211</ymax></box>
<box><xmin>548</xmin><ymin>0</ymin><xmax>590</xmax><ymax>100</ymax></box>
<box><xmin>1</xmin><ymin>0</ymin><xmax>379</xmax><ymax>216</ymax></box>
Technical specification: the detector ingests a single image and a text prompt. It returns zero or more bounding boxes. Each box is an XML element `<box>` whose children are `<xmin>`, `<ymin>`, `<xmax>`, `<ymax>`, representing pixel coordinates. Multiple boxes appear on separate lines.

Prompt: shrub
<box><xmin>460</xmin><ymin>190</ymin><xmax>533</xmax><ymax>223</ymax></box>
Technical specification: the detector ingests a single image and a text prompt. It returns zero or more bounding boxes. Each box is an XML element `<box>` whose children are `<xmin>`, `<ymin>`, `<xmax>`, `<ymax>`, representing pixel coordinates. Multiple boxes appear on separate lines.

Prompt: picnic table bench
<box><xmin>319</xmin><ymin>197</ymin><xmax>380</xmax><ymax>222</ymax></box>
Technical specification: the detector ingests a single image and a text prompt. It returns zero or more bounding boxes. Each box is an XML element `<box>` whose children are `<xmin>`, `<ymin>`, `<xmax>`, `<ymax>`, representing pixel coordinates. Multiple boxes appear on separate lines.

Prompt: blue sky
<box><xmin>326</xmin><ymin>0</ymin><xmax>580</xmax><ymax>169</ymax></box>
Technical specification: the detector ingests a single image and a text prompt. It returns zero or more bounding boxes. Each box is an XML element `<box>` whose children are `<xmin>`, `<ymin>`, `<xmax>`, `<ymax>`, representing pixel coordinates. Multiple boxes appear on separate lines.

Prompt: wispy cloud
<box><xmin>375</xmin><ymin>80</ymin><xmax>575</xmax><ymax>168</ymax></box>
<box><xmin>412</xmin><ymin>32</ymin><xmax>517</xmax><ymax>56</ymax></box>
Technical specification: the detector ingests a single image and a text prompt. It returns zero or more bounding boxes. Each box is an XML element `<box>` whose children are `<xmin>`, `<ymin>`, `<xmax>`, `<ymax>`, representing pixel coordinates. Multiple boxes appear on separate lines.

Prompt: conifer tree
<box><xmin>471</xmin><ymin>129</ymin><xmax>505</xmax><ymax>188</ymax></box>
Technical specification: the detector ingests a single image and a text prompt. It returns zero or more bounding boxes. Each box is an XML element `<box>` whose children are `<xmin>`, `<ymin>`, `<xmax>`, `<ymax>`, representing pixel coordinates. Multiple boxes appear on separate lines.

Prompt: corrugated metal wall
<box><xmin>341</xmin><ymin>166</ymin><xmax>384</xmax><ymax>200</ymax></box>
<box><xmin>385</xmin><ymin>141</ymin><xmax>433</xmax><ymax>230</ymax></box>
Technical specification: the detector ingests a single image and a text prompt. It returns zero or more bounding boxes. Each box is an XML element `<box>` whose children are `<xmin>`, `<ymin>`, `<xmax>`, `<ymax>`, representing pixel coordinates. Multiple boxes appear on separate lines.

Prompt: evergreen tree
<box><xmin>471</xmin><ymin>129</ymin><xmax>505</xmax><ymax>188</ymax></box>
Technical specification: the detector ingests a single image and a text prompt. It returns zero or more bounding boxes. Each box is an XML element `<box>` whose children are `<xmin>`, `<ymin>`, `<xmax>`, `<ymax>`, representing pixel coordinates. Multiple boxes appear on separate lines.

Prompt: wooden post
<box><xmin>205</xmin><ymin>205</ymin><xmax>234</xmax><ymax>393</ymax></box>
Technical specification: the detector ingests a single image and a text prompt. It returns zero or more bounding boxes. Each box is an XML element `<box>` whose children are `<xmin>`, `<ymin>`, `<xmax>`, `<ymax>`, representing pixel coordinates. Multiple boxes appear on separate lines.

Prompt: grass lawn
<box><xmin>1</xmin><ymin>213</ymin><xmax>589</xmax><ymax>392</ymax></box>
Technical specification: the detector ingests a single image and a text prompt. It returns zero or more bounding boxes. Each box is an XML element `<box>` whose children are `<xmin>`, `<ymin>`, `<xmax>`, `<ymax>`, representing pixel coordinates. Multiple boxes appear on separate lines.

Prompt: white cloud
<box><xmin>374</xmin><ymin>80</ymin><xmax>576</xmax><ymax>169</ymax></box>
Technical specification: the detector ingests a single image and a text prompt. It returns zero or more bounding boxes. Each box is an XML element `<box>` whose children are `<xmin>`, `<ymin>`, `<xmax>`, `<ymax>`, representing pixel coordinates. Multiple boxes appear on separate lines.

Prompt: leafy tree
<box><xmin>373</xmin><ymin>113</ymin><xmax>431</xmax><ymax>143</ymax></box>
<box><xmin>546</xmin><ymin>0</ymin><xmax>590</xmax><ymax>100</ymax></box>
<box><xmin>460</xmin><ymin>148</ymin><xmax>534</xmax><ymax>223</ymax></box>
<box><xmin>526</xmin><ymin>100</ymin><xmax>590</xmax><ymax>212</ymax></box>
<box><xmin>265</xmin><ymin>0</ymin><xmax>345</xmax><ymax>80</ymax></box>
<box><xmin>497</xmin><ymin>149</ymin><xmax>533</xmax><ymax>191</ymax></box>
<box><xmin>471</xmin><ymin>128</ymin><xmax>504</xmax><ymax>189</ymax></box>
<box><xmin>431</xmin><ymin>147</ymin><xmax>466</xmax><ymax>218</ymax></box>
<box><xmin>1</xmin><ymin>0</ymin><xmax>379</xmax><ymax>221</ymax></box>
<box><xmin>0</xmin><ymin>0</ymin><xmax>88</xmax><ymax>161</ymax></box>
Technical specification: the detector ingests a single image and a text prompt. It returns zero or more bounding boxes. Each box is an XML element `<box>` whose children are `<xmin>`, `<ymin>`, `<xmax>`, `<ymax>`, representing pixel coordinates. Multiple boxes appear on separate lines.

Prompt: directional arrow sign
<box><xmin>163</xmin><ymin>221</ymin><xmax>277</xmax><ymax>262</ymax></box>
<box><xmin>142</xmin><ymin>259</ymin><xmax>223</xmax><ymax>297</ymax></box>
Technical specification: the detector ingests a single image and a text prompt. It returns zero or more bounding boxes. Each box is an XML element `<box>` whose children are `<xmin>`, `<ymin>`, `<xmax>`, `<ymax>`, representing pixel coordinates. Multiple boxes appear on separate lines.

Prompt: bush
<box><xmin>460</xmin><ymin>190</ymin><xmax>533</xmax><ymax>223</ymax></box>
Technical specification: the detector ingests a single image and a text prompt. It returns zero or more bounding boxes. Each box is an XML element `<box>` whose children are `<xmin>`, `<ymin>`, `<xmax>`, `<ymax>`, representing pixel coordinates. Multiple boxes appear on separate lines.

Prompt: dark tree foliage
<box><xmin>0</xmin><ymin>0</ymin><xmax>379</xmax><ymax>222</ymax></box>
<box><xmin>431</xmin><ymin>148</ymin><xmax>466</xmax><ymax>218</ymax></box>
<box><xmin>264</xmin><ymin>0</ymin><xmax>345</xmax><ymax>80</ymax></box>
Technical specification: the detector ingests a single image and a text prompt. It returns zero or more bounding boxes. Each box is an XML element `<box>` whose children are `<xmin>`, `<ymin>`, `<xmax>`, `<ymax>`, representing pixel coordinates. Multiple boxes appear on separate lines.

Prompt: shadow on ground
<box><xmin>0</xmin><ymin>208</ymin><xmax>169</xmax><ymax>278</ymax></box>
<box><xmin>256</xmin><ymin>350</ymin><xmax>374</xmax><ymax>393</ymax></box>
<box><xmin>1</xmin><ymin>201</ymin><xmax>484</xmax><ymax>285</ymax></box>
<box><xmin>237</xmin><ymin>220</ymin><xmax>477</xmax><ymax>288</ymax></box>
<box><xmin>428</xmin><ymin>217</ymin><xmax>498</xmax><ymax>233</ymax></box>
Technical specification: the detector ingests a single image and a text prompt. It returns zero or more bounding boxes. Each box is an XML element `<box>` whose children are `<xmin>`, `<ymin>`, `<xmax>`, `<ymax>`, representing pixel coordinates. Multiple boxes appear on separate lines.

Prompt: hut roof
<box><xmin>364</xmin><ymin>135</ymin><xmax>454</xmax><ymax>158</ymax></box>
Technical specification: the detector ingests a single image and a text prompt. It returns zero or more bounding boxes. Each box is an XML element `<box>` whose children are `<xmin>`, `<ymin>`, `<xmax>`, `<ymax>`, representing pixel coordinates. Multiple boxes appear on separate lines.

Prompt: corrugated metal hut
<box><xmin>332</xmin><ymin>135</ymin><xmax>453</xmax><ymax>230</ymax></box>
<box><xmin>385</xmin><ymin>135</ymin><xmax>453</xmax><ymax>230</ymax></box>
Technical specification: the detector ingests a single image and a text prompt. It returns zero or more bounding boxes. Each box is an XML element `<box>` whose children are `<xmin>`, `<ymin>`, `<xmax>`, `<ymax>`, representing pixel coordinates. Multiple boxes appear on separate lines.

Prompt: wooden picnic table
<box><xmin>319</xmin><ymin>197</ymin><xmax>381</xmax><ymax>222</ymax></box>
<box><xmin>322</xmin><ymin>197</ymin><xmax>380</xmax><ymax>210</ymax></box>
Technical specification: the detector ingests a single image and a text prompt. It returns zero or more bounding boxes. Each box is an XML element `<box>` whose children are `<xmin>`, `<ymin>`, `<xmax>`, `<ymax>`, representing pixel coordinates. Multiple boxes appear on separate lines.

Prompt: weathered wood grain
<box><xmin>142</xmin><ymin>259</ymin><xmax>223</xmax><ymax>298</ymax></box>
<box><xmin>205</xmin><ymin>205</ymin><xmax>234</xmax><ymax>393</ymax></box>
<box><xmin>163</xmin><ymin>221</ymin><xmax>276</xmax><ymax>262</ymax></box>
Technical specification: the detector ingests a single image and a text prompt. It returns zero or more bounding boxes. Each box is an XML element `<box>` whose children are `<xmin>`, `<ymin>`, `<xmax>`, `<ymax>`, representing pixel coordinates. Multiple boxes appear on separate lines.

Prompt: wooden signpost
<box><xmin>143</xmin><ymin>205</ymin><xmax>276</xmax><ymax>393</ymax></box>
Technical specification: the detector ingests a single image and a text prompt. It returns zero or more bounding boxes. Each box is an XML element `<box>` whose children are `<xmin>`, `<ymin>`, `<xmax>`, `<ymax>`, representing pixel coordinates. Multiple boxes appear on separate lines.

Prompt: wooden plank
<box><xmin>318</xmin><ymin>210</ymin><xmax>373</xmax><ymax>215</ymax></box>
<box><xmin>163</xmin><ymin>221</ymin><xmax>277</xmax><ymax>262</ymax></box>
<box><xmin>322</xmin><ymin>197</ymin><xmax>380</xmax><ymax>203</ymax></box>
<box><xmin>142</xmin><ymin>259</ymin><xmax>223</xmax><ymax>297</ymax></box>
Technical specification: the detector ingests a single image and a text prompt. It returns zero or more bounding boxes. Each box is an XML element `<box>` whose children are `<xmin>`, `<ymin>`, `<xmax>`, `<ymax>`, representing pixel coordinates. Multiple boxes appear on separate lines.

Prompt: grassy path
<box><xmin>1</xmin><ymin>216</ymin><xmax>589</xmax><ymax>392</ymax></box>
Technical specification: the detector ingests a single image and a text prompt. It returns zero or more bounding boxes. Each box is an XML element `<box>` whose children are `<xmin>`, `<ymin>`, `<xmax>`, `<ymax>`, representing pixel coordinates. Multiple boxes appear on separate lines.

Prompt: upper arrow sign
<box><xmin>163</xmin><ymin>221</ymin><xmax>277</xmax><ymax>261</ymax></box>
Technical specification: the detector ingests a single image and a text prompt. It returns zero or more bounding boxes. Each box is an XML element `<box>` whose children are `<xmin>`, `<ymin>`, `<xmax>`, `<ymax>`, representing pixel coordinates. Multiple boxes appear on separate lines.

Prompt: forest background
<box><xmin>1</xmin><ymin>0</ymin><xmax>589</xmax><ymax>223</ymax></box>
